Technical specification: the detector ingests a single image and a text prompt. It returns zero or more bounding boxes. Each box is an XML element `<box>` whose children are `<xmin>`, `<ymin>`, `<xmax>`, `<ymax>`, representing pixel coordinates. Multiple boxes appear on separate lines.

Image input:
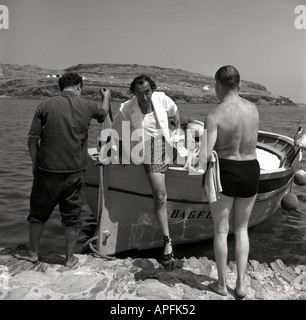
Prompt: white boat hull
<box><xmin>84</xmin><ymin>130</ymin><xmax>302</xmax><ymax>255</ymax></box>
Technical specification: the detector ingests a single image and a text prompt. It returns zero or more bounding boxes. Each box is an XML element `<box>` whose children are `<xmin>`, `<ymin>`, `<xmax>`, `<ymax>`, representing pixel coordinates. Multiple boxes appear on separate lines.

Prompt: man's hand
<box><xmin>100</xmin><ymin>88</ymin><xmax>112</xmax><ymax>121</ymax></box>
<box><xmin>101</xmin><ymin>88</ymin><xmax>111</xmax><ymax>99</ymax></box>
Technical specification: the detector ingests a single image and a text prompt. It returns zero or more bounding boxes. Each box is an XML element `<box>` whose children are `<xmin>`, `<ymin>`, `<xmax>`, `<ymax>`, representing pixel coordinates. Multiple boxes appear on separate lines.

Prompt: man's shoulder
<box><xmin>153</xmin><ymin>91</ymin><xmax>166</xmax><ymax>97</ymax></box>
<box><xmin>153</xmin><ymin>91</ymin><xmax>170</xmax><ymax>102</ymax></box>
<box><xmin>206</xmin><ymin>106</ymin><xmax>220</xmax><ymax>118</ymax></box>
<box><xmin>239</xmin><ymin>96</ymin><xmax>257</xmax><ymax>108</ymax></box>
<box><xmin>220</xmin><ymin>96</ymin><xmax>257</xmax><ymax>111</ymax></box>
<box><xmin>37</xmin><ymin>95</ymin><xmax>61</xmax><ymax>108</ymax></box>
<box><xmin>79</xmin><ymin>96</ymin><xmax>99</xmax><ymax>107</ymax></box>
<box><xmin>119</xmin><ymin>97</ymin><xmax>135</xmax><ymax>111</ymax></box>
<box><xmin>42</xmin><ymin>94</ymin><xmax>69</xmax><ymax>103</ymax></box>
<box><xmin>237</xmin><ymin>98</ymin><xmax>259</xmax><ymax>119</ymax></box>
<box><xmin>41</xmin><ymin>94</ymin><xmax>56</xmax><ymax>101</ymax></box>
<box><xmin>153</xmin><ymin>92</ymin><xmax>176</xmax><ymax>110</ymax></box>
<box><xmin>39</xmin><ymin>94</ymin><xmax>98</xmax><ymax>108</ymax></box>
<box><xmin>205</xmin><ymin>108</ymin><xmax>219</xmax><ymax>127</ymax></box>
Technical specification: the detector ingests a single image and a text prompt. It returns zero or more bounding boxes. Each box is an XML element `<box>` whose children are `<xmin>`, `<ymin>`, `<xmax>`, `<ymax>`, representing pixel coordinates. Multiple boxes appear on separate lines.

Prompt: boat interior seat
<box><xmin>256</xmin><ymin>142</ymin><xmax>287</xmax><ymax>167</ymax></box>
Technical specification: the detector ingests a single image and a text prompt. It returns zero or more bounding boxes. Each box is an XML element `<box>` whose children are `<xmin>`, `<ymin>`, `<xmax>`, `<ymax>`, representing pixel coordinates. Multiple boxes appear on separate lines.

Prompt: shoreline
<box><xmin>1</xmin><ymin>246</ymin><xmax>305</xmax><ymax>300</ymax></box>
<box><xmin>0</xmin><ymin>96</ymin><xmax>298</xmax><ymax>108</ymax></box>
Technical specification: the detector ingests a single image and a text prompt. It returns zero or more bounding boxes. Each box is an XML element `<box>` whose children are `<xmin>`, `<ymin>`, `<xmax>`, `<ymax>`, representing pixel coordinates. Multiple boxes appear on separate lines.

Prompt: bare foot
<box><xmin>208</xmin><ymin>281</ymin><xmax>228</xmax><ymax>296</ymax></box>
<box><xmin>65</xmin><ymin>255</ymin><xmax>79</xmax><ymax>268</ymax></box>
<box><xmin>14</xmin><ymin>252</ymin><xmax>38</xmax><ymax>263</ymax></box>
<box><xmin>235</xmin><ymin>283</ymin><xmax>247</xmax><ymax>298</ymax></box>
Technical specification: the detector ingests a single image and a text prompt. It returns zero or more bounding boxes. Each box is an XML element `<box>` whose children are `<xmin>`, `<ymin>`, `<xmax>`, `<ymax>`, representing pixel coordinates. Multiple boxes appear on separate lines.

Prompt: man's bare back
<box><xmin>204</xmin><ymin>65</ymin><xmax>260</xmax><ymax>298</ymax></box>
<box><xmin>205</xmin><ymin>93</ymin><xmax>259</xmax><ymax>161</ymax></box>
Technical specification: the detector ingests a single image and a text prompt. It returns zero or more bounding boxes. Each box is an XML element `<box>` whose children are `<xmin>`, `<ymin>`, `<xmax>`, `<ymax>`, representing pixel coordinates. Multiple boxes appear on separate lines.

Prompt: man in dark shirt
<box><xmin>15</xmin><ymin>72</ymin><xmax>111</xmax><ymax>267</ymax></box>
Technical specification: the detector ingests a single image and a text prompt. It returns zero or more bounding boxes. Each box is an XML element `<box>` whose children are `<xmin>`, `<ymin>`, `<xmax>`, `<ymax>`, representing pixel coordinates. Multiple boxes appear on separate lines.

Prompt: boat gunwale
<box><xmin>88</xmin><ymin>130</ymin><xmax>297</xmax><ymax>175</ymax></box>
<box><xmin>85</xmin><ymin>173</ymin><xmax>292</xmax><ymax>204</ymax></box>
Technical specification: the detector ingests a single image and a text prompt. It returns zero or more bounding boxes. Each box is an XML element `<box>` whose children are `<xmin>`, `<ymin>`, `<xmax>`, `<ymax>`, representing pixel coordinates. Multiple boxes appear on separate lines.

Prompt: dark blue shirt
<box><xmin>28</xmin><ymin>91</ymin><xmax>106</xmax><ymax>172</ymax></box>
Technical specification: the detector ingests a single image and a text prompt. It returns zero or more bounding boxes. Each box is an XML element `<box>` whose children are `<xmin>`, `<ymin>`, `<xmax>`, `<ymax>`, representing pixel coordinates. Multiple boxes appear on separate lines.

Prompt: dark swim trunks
<box><xmin>219</xmin><ymin>159</ymin><xmax>260</xmax><ymax>198</ymax></box>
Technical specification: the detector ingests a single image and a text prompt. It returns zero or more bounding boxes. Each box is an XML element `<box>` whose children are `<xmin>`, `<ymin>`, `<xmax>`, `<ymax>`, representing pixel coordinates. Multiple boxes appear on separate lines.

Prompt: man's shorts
<box><xmin>143</xmin><ymin>137</ymin><xmax>177</xmax><ymax>174</ymax></box>
<box><xmin>219</xmin><ymin>159</ymin><xmax>260</xmax><ymax>198</ymax></box>
<box><xmin>27</xmin><ymin>169</ymin><xmax>85</xmax><ymax>227</ymax></box>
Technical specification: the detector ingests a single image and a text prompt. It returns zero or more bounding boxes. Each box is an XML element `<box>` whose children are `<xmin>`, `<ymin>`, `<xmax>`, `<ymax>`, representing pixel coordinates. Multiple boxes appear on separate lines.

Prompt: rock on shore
<box><xmin>0</xmin><ymin>246</ymin><xmax>305</xmax><ymax>300</ymax></box>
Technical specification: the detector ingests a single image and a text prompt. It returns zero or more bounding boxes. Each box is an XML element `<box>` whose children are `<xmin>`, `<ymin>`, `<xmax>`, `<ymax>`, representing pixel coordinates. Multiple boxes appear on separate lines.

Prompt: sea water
<box><xmin>0</xmin><ymin>98</ymin><xmax>305</xmax><ymax>265</ymax></box>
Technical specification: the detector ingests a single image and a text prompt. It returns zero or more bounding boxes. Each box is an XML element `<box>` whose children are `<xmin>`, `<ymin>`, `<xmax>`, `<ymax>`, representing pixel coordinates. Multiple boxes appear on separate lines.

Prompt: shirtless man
<box><xmin>204</xmin><ymin>65</ymin><xmax>260</xmax><ymax>298</ymax></box>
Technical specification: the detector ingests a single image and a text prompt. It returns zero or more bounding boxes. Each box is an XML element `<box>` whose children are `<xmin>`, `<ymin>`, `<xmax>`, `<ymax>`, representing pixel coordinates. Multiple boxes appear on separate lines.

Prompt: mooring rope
<box><xmin>82</xmin><ymin>103</ymin><xmax>115</xmax><ymax>260</ymax></box>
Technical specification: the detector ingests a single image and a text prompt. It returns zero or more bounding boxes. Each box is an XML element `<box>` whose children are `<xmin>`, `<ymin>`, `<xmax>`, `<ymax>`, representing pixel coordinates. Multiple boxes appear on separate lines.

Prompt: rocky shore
<box><xmin>0</xmin><ymin>246</ymin><xmax>305</xmax><ymax>300</ymax></box>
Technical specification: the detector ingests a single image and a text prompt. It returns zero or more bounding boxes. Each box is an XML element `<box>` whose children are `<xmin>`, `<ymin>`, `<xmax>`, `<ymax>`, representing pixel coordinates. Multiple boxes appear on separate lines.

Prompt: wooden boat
<box><xmin>84</xmin><ymin>130</ymin><xmax>302</xmax><ymax>256</ymax></box>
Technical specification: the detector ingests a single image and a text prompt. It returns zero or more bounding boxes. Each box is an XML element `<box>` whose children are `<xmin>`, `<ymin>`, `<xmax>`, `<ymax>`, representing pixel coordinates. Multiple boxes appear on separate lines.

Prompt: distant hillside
<box><xmin>0</xmin><ymin>63</ymin><xmax>295</xmax><ymax>105</ymax></box>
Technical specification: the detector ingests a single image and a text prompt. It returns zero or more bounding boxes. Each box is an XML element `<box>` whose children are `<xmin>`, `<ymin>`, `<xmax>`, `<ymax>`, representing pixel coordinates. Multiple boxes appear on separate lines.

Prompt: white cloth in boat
<box><xmin>111</xmin><ymin>92</ymin><xmax>178</xmax><ymax>164</ymax></box>
<box><xmin>204</xmin><ymin>150</ymin><xmax>223</xmax><ymax>203</ymax></box>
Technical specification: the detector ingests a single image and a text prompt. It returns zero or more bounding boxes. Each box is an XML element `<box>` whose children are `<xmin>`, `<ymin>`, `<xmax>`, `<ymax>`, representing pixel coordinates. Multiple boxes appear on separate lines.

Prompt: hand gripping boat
<box><xmin>84</xmin><ymin>130</ymin><xmax>303</xmax><ymax>256</ymax></box>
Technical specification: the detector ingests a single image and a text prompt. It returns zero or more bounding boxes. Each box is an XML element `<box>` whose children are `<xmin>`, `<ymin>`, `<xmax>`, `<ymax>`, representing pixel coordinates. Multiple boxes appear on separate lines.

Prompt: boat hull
<box><xmin>85</xmin><ymin>165</ymin><xmax>292</xmax><ymax>255</ymax></box>
<box><xmin>84</xmin><ymin>130</ymin><xmax>301</xmax><ymax>255</ymax></box>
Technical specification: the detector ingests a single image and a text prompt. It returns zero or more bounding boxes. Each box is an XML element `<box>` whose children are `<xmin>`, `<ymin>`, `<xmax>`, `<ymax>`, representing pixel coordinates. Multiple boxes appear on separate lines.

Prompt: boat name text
<box><xmin>170</xmin><ymin>209</ymin><xmax>211</xmax><ymax>220</ymax></box>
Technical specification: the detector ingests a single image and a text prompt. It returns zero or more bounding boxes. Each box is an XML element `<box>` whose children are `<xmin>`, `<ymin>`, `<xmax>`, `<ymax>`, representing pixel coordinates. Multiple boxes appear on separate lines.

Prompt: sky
<box><xmin>0</xmin><ymin>0</ymin><xmax>305</xmax><ymax>103</ymax></box>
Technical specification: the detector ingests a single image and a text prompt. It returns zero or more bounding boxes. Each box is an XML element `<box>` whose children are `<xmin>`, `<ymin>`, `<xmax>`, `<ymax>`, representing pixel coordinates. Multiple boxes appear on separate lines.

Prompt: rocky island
<box><xmin>0</xmin><ymin>63</ymin><xmax>295</xmax><ymax>105</ymax></box>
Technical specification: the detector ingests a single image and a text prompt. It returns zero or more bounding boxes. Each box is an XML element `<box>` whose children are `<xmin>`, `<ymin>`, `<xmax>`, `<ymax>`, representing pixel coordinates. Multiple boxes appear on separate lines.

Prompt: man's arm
<box><xmin>203</xmin><ymin>112</ymin><xmax>218</xmax><ymax>162</ymax></box>
<box><xmin>98</xmin><ymin>88</ymin><xmax>111</xmax><ymax>123</ymax></box>
<box><xmin>165</xmin><ymin>94</ymin><xmax>181</xmax><ymax>130</ymax></box>
<box><xmin>171</xmin><ymin>108</ymin><xmax>181</xmax><ymax>130</ymax></box>
<box><xmin>28</xmin><ymin>137</ymin><xmax>39</xmax><ymax>175</ymax></box>
<box><xmin>27</xmin><ymin>107</ymin><xmax>42</xmax><ymax>175</ymax></box>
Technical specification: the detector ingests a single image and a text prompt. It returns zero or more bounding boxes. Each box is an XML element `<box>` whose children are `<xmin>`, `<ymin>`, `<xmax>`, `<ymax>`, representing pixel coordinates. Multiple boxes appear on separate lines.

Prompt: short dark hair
<box><xmin>129</xmin><ymin>75</ymin><xmax>157</xmax><ymax>93</ymax></box>
<box><xmin>58</xmin><ymin>73</ymin><xmax>83</xmax><ymax>91</ymax></box>
<box><xmin>215</xmin><ymin>65</ymin><xmax>240</xmax><ymax>90</ymax></box>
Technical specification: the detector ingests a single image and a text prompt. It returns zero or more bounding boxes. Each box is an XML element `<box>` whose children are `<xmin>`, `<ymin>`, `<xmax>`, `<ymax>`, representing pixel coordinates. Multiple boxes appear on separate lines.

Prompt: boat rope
<box><xmin>82</xmin><ymin>162</ymin><xmax>115</xmax><ymax>260</ymax></box>
<box><xmin>81</xmin><ymin>107</ymin><xmax>115</xmax><ymax>260</ymax></box>
<box><xmin>83</xmin><ymin>236</ymin><xmax>115</xmax><ymax>260</ymax></box>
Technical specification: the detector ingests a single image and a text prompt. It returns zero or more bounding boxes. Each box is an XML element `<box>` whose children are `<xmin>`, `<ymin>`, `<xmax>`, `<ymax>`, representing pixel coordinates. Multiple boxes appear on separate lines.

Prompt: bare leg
<box><xmin>233</xmin><ymin>195</ymin><xmax>256</xmax><ymax>298</ymax></box>
<box><xmin>146</xmin><ymin>172</ymin><xmax>172</xmax><ymax>255</ymax></box>
<box><xmin>64</xmin><ymin>226</ymin><xmax>80</xmax><ymax>267</ymax></box>
<box><xmin>14</xmin><ymin>222</ymin><xmax>44</xmax><ymax>262</ymax></box>
<box><xmin>209</xmin><ymin>194</ymin><xmax>234</xmax><ymax>296</ymax></box>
